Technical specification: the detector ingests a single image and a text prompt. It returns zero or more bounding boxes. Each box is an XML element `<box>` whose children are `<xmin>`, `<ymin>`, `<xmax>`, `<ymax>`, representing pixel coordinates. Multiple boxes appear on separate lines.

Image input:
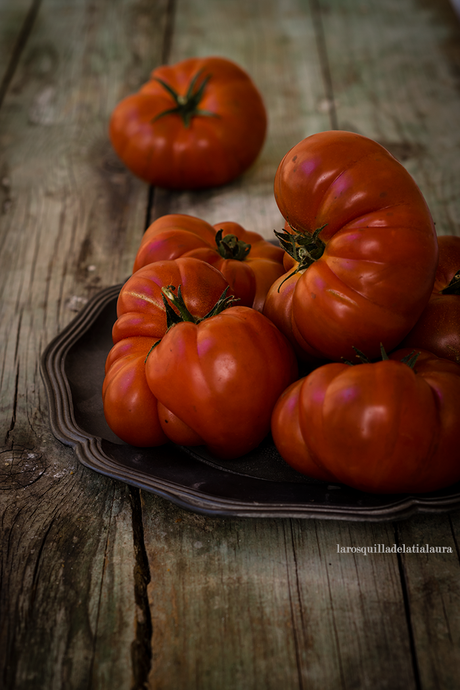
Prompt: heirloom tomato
<box><xmin>133</xmin><ymin>213</ymin><xmax>285</xmax><ymax>311</ymax></box>
<box><xmin>264</xmin><ymin>131</ymin><xmax>439</xmax><ymax>362</ymax></box>
<box><xmin>103</xmin><ymin>258</ymin><xmax>233</xmax><ymax>446</ymax></box>
<box><xmin>271</xmin><ymin>348</ymin><xmax>460</xmax><ymax>494</ymax></box>
<box><xmin>109</xmin><ymin>56</ymin><xmax>267</xmax><ymax>189</ymax></box>
<box><xmin>144</xmin><ymin>292</ymin><xmax>298</xmax><ymax>460</ymax></box>
<box><xmin>103</xmin><ymin>337</ymin><xmax>168</xmax><ymax>447</ymax></box>
<box><xmin>399</xmin><ymin>235</ymin><xmax>460</xmax><ymax>363</ymax></box>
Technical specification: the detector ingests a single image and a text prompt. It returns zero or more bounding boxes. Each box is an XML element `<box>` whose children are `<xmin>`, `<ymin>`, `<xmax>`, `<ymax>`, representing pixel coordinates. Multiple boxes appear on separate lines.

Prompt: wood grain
<box><xmin>0</xmin><ymin>0</ymin><xmax>170</xmax><ymax>687</ymax></box>
<box><xmin>318</xmin><ymin>0</ymin><xmax>460</xmax><ymax>237</ymax></box>
<box><xmin>1</xmin><ymin>0</ymin><xmax>460</xmax><ymax>688</ymax></box>
<box><xmin>142</xmin><ymin>499</ymin><xmax>418</xmax><ymax>689</ymax></box>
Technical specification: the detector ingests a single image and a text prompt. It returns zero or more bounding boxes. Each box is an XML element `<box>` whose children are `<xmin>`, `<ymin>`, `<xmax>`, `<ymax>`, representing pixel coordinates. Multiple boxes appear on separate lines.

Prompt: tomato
<box><xmin>399</xmin><ymin>235</ymin><xmax>460</xmax><ymax>363</ymax></box>
<box><xmin>271</xmin><ymin>348</ymin><xmax>460</xmax><ymax>493</ymax></box>
<box><xmin>103</xmin><ymin>258</ymin><xmax>233</xmax><ymax>446</ymax></box>
<box><xmin>109</xmin><ymin>56</ymin><xmax>267</xmax><ymax>189</ymax></box>
<box><xmin>263</xmin><ymin>131</ymin><xmax>439</xmax><ymax>362</ymax></box>
<box><xmin>103</xmin><ymin>337</ymin><xmax>167</xmax><ymax>447</ymax></box>
<box><xmin>133</xmin><ymin>213</ymin><xmax>285</xmax><ymax>311</ymax></box>
<box><xmin>112</xmin><ymin>256</ymin><xmax>233</xmax><ymax>343</ymax></box>
<box><xmin>145</xmin><ymin>301</ymin><xmax>298</xmax><ymax>460</ymax></box>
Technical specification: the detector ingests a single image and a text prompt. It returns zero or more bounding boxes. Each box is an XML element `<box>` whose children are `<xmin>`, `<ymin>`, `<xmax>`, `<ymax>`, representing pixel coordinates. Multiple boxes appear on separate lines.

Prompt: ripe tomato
<box><xmin>145</xmin><ymin>303</ymin><xmax>298</xmax><ymax>460</ymax></box>
<box><xmin>399</xmin><ymin>235</ymin><xmax>460</xmax><ymax>363</ymax></box>
<box><xmin>109</xmin><ymin>56</ymin><xmax>267</xmax><ymax>189</ymax></box>
<box><xmin>133</xmin><ymin>213</ymin><xmax>285</xmax><ymax>311</ymax></box>
<box><xmin>103</xmin><ymin>258</ymin><xmax>233</xmax><ymax>446</ymax></box>
<box><xmin>103</xmin><ymin>337</ymin><xmax>167</xmax><ymax>447</ymax></box>
<box><xmin>271</xmin><ymin>348</ymin><xmax>460</xmax><ymax>493</ymax></box>
<box><xmin>112</xmin><ymin>256</ymin><xmax>233</xmax><ymax>343</ymax></box>
<box><xmin>264</xmin><ymin>131</ymin><xmax>438</xmax><ymax>362</ymax></box>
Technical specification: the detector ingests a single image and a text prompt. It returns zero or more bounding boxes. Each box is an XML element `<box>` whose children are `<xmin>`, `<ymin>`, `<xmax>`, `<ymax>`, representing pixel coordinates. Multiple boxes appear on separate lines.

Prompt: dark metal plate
<box><xmin>40</xmin><ymin>284</ymin><xmax>460</xmax><ymax>520</ymax></box>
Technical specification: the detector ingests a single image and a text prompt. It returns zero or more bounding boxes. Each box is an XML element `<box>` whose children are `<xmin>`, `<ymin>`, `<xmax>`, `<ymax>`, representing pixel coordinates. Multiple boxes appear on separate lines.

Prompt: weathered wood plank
<box><xmin>150</xmin><ymin>0</ymin><xmax>331</xmax><ymax>237</ymax></box>
<box><xmin>318</xmin><ymin>0</ymin><xmax>460</xmax><ymax>238</ymax></box>
<box><xmin>141</xmin><ymin>495</ymin><xmax>418</xmax><ymax>689</ymax></box>
<box><xmin>396</xmin><ymin>513</ymin><xmax>460</xmax><ymax>689</ymax></box>
<box><xmin>1</xmin><ymin>0</ymin><xmax>460</xmax><ymax>688</ymax></box>
<box><xmin>0</xmin><ymin>0</ymin><xmax>39</xmax><ymax>104</ymax></box>
<box><xmin>0</xmin><ymin>0</ymin><xmax>171</xmax><ymax>687</ymax></box>
<box><xmin>140</xmin><ymin>0</ymin><xmax>460</xmax><ymax>688</ymax></box>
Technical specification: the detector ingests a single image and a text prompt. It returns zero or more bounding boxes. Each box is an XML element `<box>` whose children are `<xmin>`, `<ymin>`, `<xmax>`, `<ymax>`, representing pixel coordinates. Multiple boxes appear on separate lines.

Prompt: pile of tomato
<box><xmin>104</xmin><ymin>57</ymin><xmax>460</xmax><ymax>495</ymax></box>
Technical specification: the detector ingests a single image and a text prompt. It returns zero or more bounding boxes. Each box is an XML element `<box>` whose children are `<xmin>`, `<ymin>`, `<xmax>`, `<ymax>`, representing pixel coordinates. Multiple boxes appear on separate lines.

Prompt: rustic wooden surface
<box><xmin>1</xmin><ymin>0</ymin><xmax>460</xmax><ymax>688</ymax></box>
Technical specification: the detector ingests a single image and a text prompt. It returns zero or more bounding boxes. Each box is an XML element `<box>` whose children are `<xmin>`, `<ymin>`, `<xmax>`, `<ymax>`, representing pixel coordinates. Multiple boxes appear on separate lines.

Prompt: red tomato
<box><xmin>133</xmin><ymin>213</ymin><xmax>285</xmax><ymax>311</ymax></box>
<box><xmin>109</xmin><ymin>57</ymin><xmax>267</xmax><ymax>189</ymax></box>
<box><xmin>103</xmin><ymin>258</ymin><xmax>232</xmax><ymax>446</ymax></box>
<box><xmin>103</xmin><ymin>337</ymin><xmax>166</xmax><ymax>447</ymax></box>
<box><xmin>271</xmin><ymin>348</ymin><xmax>460</xmax><ymax>493</ymax></box>
<box><xmin>399</xmin><ymin>235</ymin><xmax>460</xmax><ymax>363</ymax></box>
<box><xmin>145</xmin><ymin>305</ymin><xmax>298</xmax><ymax>459</ymax></box>
<box><xmin>113</xmin><ymin>256</ymin><xmax>232</xmax><ymax>343</ymax></box>
<box><xmin>264</xmin><ymin>131</ymin><xmax>438</xmax><ymax>362</ymax></box>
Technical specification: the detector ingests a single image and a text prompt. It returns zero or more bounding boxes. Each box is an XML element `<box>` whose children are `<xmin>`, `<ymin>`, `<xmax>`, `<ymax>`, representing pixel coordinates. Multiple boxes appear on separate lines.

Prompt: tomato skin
<box><xmin>113</xmin><ymin>256</ymin><xmax>232</xmax><ymax>343</ymax></box>
<box><xmin>103</xmin><ymin>258</ymin><xmax>233</xmax><ymax>446</ymax></box>
<box><xmin>399</xmin><ymin>235</ymin><xmax>460</xmax><ymax>363</ymax></box>
<box><xmin>265</xmin><ymin>131</ymin><xmax>438</xmax><ymax>362</ymax></box>
<box><xmin>145</xmin><ymin>307</ymin><xmax>298</xmax><ymax>460</ymax></box>
<box><xmin>102</xmin><ymin>337</ymin><xmax>167</xmax><ymax>447</ymax></box>
<box><xmin>271</xmin><ymin>379</ymin><xmax>335</xmax><ymax>481</ymax></box>
<box><xmin>271</xmin><ymin>349</ymin><xmax>460</xmax><ymax>493</ymax></box>
<box><xmin>109</xmin><ymin>57</ymin><xmax>267</xmax><ymax>189</ymax></box>
<box><xmin>133</xmin><ymin>214</ymin><xmax>285</xmax><ymax>311</ymax></box>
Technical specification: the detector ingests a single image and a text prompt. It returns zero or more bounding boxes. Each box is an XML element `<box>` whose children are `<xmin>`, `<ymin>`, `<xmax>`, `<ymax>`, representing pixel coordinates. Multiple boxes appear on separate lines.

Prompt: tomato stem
<box><xmin>215</xmin><ymin>230</ymin><xmax>251</xmax><ymax>261</ymax></box>
<box><xmin>152</xmin><ymin>69</ymin><xmax>220</xmax><ymax>128</ymax></box>
<box><xmin>275</xmin><ymin>225</ymin><xmax>326</xmax><ymax>266</ymax></box>
<box><xmin>400</xmin><ymin>350</ymin><xmax>421</xmax><ymax>369</ymax></box>
<box><xmin>275</xmin><ymin>225</ymin><xmax>327</xmax><ymax>291</ymax></box>
<box><xmin>161</xmin><ymin>284</ymin><xmax>239</xmax><ymax>327</ymax></box>
<box><xmin>342</xmin><ymin>344</ymin><xmax>421</xmax><ymax>369</ymax></box>
<box><xmin>144</xmin><ymin>285</ymin><xmax>239</xmax><ymax>362</ymax></box>
<box><xmin>441</xmin><ymin>269</ymin><xmax>460</xmax><ymax>295</ymax></box>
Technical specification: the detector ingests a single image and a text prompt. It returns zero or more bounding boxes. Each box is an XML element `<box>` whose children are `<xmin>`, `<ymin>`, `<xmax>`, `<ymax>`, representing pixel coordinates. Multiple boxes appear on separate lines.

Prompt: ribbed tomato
<box><xmin>399</xmin><ymin>235</ymin><xmax>460</xmax><ymax>363</ymax></box>
<box><xmin>264</xmin><ymin>131</ymin><xmax>439</xmax><ymax>362</ymax></box>
<box><xmin>133</xmin><ymin>213</ymin><xmax>285</xmax><ymax>311</ymax></box>
<box><xmin>103</xmin><ymin>258</ymin><xmax>233</xmax><ymax>446</ymax></box>
<box><xmin>145</xmin><ymin>299</ymin><xmax>298</xmax><ymax>460</ymax></box>
<box><xmin>271</xmin><ymin>348</ymin><xmax>460</xmax><ymax>493</ymax></box>
<box><xmin>109</xmin><ymin>57</ymin><xmax>267</xmax><ymax>189</ymax></box>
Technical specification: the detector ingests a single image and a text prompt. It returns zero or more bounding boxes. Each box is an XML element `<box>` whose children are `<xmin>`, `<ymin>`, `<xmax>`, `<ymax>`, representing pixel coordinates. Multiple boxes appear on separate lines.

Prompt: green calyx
<box><xmin>343</xmin><ymin>344</ymin><xmax>421</xmax><ymax>369</ymax></box>
<box><xmin>275</xmin><ymin>224</ymin><xmax>327</xmax><ymax>291</ymax></box>
<box><xmin>275</xmin><ymin>224</ymin><xmax>326</xmax><ymax>267</ymax></box>
<box><xmin>152</xmin><ymin>69</ymin><xmax>219</xmax><ymax>128</ymax></box>
<box><xmin>162</xmin><ymin>284</ymin><xmax>238</xmax><ymax>328</ymax></box>
<box><xmin>441</xmin><ymin>270</ymin><xmax>460</xmax><ymax>295</ymax></box>
<box><xmin>215</xmin><ymin>229</ymin><xmax>251</xmax><ymax>261</ymax></box>
<box><xmin>145</xmin><ymin>284</ymin><xmax>238</xmax><ymax>361</ymax></box>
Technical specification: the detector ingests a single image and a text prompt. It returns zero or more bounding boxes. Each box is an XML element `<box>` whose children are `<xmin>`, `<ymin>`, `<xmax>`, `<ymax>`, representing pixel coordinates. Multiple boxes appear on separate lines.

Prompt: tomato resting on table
<box><xmin>103</xmin><ymin>257</ymin><xmax>233</xmax><ymax>446</ymax></box>
<box><xmin>103</xmin><ymin>257</ymin><xmax>298</xmax><ymax>458</ymax></box>
<box><xmin>271</xmin><ymin>348</ymin><xmax>460</xmax><ymax>494</ymax></box>
<box><xmin>263</xmin><ymin>131</ymin><xmax>439</xmax><ymax>362</ymax></box>
<box><xmin>109</xmin><ymin>56</ymin><xmax>267</xmax><ymax>189</ymax></box>
<box><xmin>133</xmin><ymin>213</ymin><xmax>285</xmax><ymax>311</ymax></box>
<box><xmin>399</xmin><ymin>234</ymin><xmax>460</xmax><ymax>363</ymax></box>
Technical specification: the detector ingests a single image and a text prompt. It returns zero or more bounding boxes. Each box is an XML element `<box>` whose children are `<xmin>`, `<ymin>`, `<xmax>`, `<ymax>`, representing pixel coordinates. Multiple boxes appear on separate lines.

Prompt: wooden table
<box><xmin>2</xmin><ymin>0</ymin><xmax>460</xmax><ymax>688</ymax></box>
